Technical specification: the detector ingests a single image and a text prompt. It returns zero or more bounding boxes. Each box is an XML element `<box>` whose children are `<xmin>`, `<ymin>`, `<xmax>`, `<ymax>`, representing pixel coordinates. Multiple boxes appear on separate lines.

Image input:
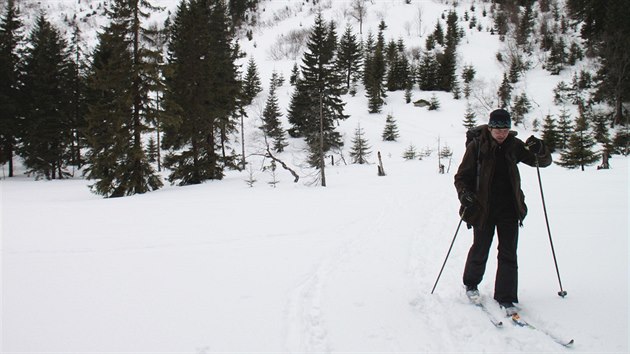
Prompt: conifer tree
<box><xmin>546</xmin><ymin>38</ymin><xmax>566</xmax><ymax>75</ymax></box>
<box><xmin>19</xmin><ymin>15</ymin><xmax>74</xmax><ymax>180</ymax></box>
<box><xmin>66</xmin><ymin>21</ymin><xmax>89</xmax><ymax>169</ymax></box>
<box><xmin>417</xmin><ymin>51</ymin><xmax>439</xmax><ymax>91</ymax></box>
<box><xmin>541</xmin><ymin>114</ymin><xmax>560</xmax><ymax>152</ymax></box>
<box><xmin>556</xmin><ymin>107</ymin><xmax>573</xmax><ymax>150</ymax></box>
<box><xmin>428</xmin><ymin>94</ymin><xmax>440</xmax><ymax>110</ymax></box>
<box><xmin>567</xmin><ymin>0</ymin><xmax>630</xmax><ymax>125</ymax></box>
<box><xmin>461</xmin><ymin>64</ymin><xmax>475</xmax><ymax>99</ymax></box>
<box><xmin>386</xmin><ymin>39</ymin><xmax>411</xmax><ymax>92</ymax></box>
<box><xmin>511</xmin><ymin>92</ymin><xmax>531</xmax><ymax>126</ymax></box>
<box><xmin>557</xmin><ymin>112</ymin><xmax>599</xmax><ymax>171</ymax></box>
<box><xmin>261</xmin><ymin>80</ymin><xmax>287</xmax><ymax>153</ymax></box>
<box><xmin>462</xmin><ymin>102</ymin><xmax>477</xmax><ymax>130</ymax></box>
<box><xmin>382</xmin><ymin>113</ymin><xmax>400</xmax><ymax>141</ymax></box>
<box><xmin>337</xmin><ymin>25</ymin><xmax>361</xmax><ymax>90</ymax></box>
<box><xmin>287</xmin><ymin>12</ymin><xmax>347</xmax><ymax>173</ymax></box>
<box><xmin>162</xmin><ymin>0</ymin><xmax>241</xmax><ymax>185</ymax></box>
<box><xmin>83</xmin><ymin>0</ymin><xmax>163</xmax><ymax>196</ymax></box>
<box><xmin>0</xmin><ymin>0</ymin><xmax>23</xmax><ymax>177</ymax></box>
<box><xmin>270</xmin><ymin>70</ymin><xmax>284</xmax><ymax>87</ymax></box>
<box><xmin>433</xmin><ymin>21</ymin><xmax>444</xmax><ymax>46</ymax></box>
<box><xmin>208</xmin><ymin>0</ymin><xmax>243</xmax><ymax>168</ymax></box>
<box><xmin>146</xmin><ymin>136</ymin><xmax>158</xmax><ymax>163</ymax></box>
<box><xmin>461</xmin><ymin>65</ymin><xmax>475</xmax><ymax>83</ymax></box>
<box><xmin>497</xmin><ymin>73</ymin><xmax>512</xmax><ymax>108</ymax></box>
<box><xmin>364</xmin><ymin>28</ymin><xmax>386</xmax><ymax>113</ymax></box>
<box><xmin>361</xmin><ymin>32</ymin><xmax>375</xmax><ymax>88</ymax></box>
<box><xmin>84</xmin><ymin>21</ymin><xmax>135</xmax><ymax>195</ymax></box>
<box><xmin>349</xmin><ymin>124</ymin><xmax>371</xmax><ymax>164</ymax></box>
<box><xmin>516</xmin><ymin>1</ymin><xmax>534</xmax><ymax>50</ymax></box>
<box><xmin>436</xmin><ymin>45</ymin><xmax>457</xmax><ymax>92</ymax></box>
<box><xmin>228</xmin><ymin>0</ymin><xmax>255</xmax><ymax>29</ymax></box>
<box><xmin>290</xmin><ymin>62</ymin><xmax>299</xmax><ymax>85</ymax></box>
<box><xmin>404</xmin><ymin>82</ymin><xmax>413</xmax><ymax>103</ymax></box>
<box><xmin>592</xmin><ymin>111</ymin><xmax>611</xmax><ymax>146</ymax></box>
<box><xmin>243</xmin><ymin>56</ymin><xmax>262</xmax><ymax>104</ymax></box>
<box><xmin>402</xmin><ymin>143</ymin><xmax>417</xmax><ymax>160</ymax></box>
<box><xmin>444</xmin><ymin>10</ymin><xmax>460</xmax><ymax>48</ymax></box>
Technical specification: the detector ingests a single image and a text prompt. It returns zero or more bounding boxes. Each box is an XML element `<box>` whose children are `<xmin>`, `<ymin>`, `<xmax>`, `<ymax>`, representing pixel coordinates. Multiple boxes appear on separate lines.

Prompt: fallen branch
<box><xmin>264</xmin><ymin>146</ymin><xmax>300</xmax><ymax>183</ymax></box>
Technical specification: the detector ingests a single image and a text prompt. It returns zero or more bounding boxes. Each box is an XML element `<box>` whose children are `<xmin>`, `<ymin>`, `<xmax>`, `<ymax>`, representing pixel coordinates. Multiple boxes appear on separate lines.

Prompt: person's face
<box><xmin>490</xmin><ymin>127</ymin><xmax>509</xmax><ymax>144</ymax></box>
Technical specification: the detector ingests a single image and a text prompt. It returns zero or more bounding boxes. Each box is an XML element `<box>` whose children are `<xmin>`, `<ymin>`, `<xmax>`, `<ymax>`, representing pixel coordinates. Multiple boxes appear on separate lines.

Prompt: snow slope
<box><xmin>2</xmin><ymin>0</ymin><xmax>628</xmax><ymax>353</ymax></box>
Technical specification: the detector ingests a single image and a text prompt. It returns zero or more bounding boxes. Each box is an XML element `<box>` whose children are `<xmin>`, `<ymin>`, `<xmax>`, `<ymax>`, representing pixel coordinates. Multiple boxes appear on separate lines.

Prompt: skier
<box><xmin>454</xmin><ymin>108</ymin><xmax>552</xmax><ymax>314</ymax></box>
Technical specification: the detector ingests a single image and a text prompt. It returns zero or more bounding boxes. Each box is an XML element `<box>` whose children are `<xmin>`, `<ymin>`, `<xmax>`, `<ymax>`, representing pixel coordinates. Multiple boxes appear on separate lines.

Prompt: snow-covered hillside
<box><xmin>2</xmin><ymin>0</ymin><xmax>628</xmax><ymax>353</ymax></box>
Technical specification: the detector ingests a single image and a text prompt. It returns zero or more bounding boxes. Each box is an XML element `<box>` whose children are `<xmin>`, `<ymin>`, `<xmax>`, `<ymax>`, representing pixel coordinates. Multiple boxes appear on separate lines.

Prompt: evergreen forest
<box><xmin>0</xmin><ymin>0</ymin><xmax>628</xmax><ymax>196</ymax></box>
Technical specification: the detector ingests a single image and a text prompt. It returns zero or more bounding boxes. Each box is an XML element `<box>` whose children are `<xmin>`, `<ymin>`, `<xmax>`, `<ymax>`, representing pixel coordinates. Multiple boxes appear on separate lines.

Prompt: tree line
<box><xmin>0</xmin><ymin>0</ymin><xmax>627</xmax><ymax>195</ymax></box>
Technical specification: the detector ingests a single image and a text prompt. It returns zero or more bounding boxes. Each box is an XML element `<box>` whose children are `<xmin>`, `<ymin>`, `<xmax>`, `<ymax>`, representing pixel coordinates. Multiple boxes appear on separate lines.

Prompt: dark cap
<box><xmin>488</xmin><ymin>109</ymin><xmax>511</xmax><ymax>129</ymax></box>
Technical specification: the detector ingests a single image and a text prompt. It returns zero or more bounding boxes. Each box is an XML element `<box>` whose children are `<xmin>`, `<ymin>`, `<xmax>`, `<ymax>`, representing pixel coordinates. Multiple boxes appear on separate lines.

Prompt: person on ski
<box><xmin>454</xmin><ymin>108</ymin><xmax>552</xmax><ymax>314</ymax></box>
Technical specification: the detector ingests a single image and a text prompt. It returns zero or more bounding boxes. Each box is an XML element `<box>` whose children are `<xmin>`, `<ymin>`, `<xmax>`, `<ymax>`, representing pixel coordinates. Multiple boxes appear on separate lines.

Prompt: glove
<box><xmin>526</xmin><ymin>135</ymin><xmax>544</xmax><ymax>155</ymax></box>
<box><xmin>460</xmin><ymin>191</ymin><xmax>476</xmax><ymax>208</ymax></box>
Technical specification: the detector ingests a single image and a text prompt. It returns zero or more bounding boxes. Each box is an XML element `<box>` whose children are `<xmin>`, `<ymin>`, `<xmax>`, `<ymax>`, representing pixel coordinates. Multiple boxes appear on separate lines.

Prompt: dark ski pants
<box><xmin>463</xmin><ymin>216</ymin><xmax>519</xmax><ymax>304</ymax></box>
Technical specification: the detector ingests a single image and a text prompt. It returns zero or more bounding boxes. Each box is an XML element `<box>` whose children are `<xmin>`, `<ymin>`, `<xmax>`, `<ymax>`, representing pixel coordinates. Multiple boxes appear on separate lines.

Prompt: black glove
<box><xmin>526</xmin><ymin>135</ymin><xmax>544</xmax><ymax>155</ymax></box>
<box><xmin>460</xmin><ymin>191</ymin><xmax>476</xmax><ymax>208</ymax></box>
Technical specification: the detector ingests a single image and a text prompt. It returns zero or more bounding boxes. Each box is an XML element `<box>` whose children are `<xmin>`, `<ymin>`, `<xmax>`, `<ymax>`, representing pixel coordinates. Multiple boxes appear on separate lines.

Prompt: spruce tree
<box><xmin>243</xmin><ymin>56</ymin><xmax>262</xmax><ymax>104</ymax></box>
<box><xmin>84</xmin><ymin>24</ymin><xmax>132</xmax><ymax>194</ymax></box>
<box><xmin>436</xmin><ymin>45</ymin><xmax>457</xmax><ymax>92</ymax></box>
<box><xmin>66</xmin><ymin>22</ymin><xmax>89</xmax><ymax>169</ymax></box>
<box><xmin>541</xmin><ymin>114</ymin><xmax>560</xmax><ymax>152</ymax></box>
<box><xmin>497</xmin><ymin>73</ymin><xmax>512</xmax><ymax>108</ymax></box>
<box><xmin>361</xmin><ymin>32</ymin><xmax>375</xmax><ymax>88</ymax></box>
<box><xmin>511</xmin><ymin>92</ymin><xmax>531</xmax><ymax>126</ymax></box>
<box><xmin>382</xmin><ymin>113</ymin><xmax>400</xmax><ymax>141</ymax></box>
<box><xmin>207</xmin><ymin>0</ymin><xmax>242</xmax><ymax>168</ymax></box>
<box><xmin>261</xmin><ymin>81</ymin><xmax>287</xmax><ymax>153</ymax></box>
<box><xmin>557</xmin><ymin>113</ymin><xmax>599</xmax><ymax>171</ymax></box>
<box><xmin>162</xmin><ymin>0</ymin><xmax>241</xmax><ymax>185</ymax></box>
<box><xmin>402</xmin><ymin>143</ymin><xmax>417</xmax><ymax>160</ymax></box>
<box><xmin>83</xmin><ymin>0</ymin><xmax>163</xmax><ymax>196</ymax></box>
<box><xmin>0</xmin><ymin>0</ymin><xmax>23</xmax><ymax>177</ymax></box>
<box><xmin>287</xmin><ymin>12</ymin><xmax>347</xmax><ymax>172</ymax></box>
<box><xmin>462</xmin><ymin>102</ymin><xmax>477</xmax><ymax>130</ymax></box>
<box><xmin>364</xmin><ymin>28</ymin><xmax>386</xmax><ymax>113</ymax></box>
<box><xmin>516</xmin><ymin>2</ymin><xmax>534</xmax><ymax>50</ymax></box>
<box><xmin>19</xmin><ymin>15</ymin><xmax>74</xmax><ymax>180</ymax></box>
<box><xmin>546</xmin><ymin>38</ymin><xmax>566</xmax><ymax>75</ymax></box>
<box><xmin>556</xmin><ymin>107</ymin><xmax>573</xmax><ymax>150</ymax></box>
<box><xmin>433</xmin><ymin>22</ymin><xmax>444</xmax><ymax>46</ymax></box>
<box><xmin>461</xmin><ymin>65</ymin><xmax>475</xmax><ymax>83</ymax></box>
<box><xmin>417</xmin><ymin>51</ymin><xmax>439</xmax><ymax>91</ymax></box>
<box><xmin>349</xmin><ymin>124</ymin><xmax>371</xmax><ymax>164</ymax></box>
<box><xmin>568</xmin><ymin>0</ymin><xmax>630</xmax><ymax>125</ymax></box>
<box><xmin>444</xmin><ymin>10</ymin><xmax>461</xmax><ymax>48</ymax></box>
<box><xmin>428</xmin><ymin>94</ymin><xmax>440</xmax><ymax>110</ymax></box>
<box><xmin>386</xmin><ymin>38</ymin><xmax>411</xmax><ymax>92</ymax></box>
<box><xmin>290</xmin><ymin>62</ymin><xmax>299</xmax><ymax>85</ymax></box>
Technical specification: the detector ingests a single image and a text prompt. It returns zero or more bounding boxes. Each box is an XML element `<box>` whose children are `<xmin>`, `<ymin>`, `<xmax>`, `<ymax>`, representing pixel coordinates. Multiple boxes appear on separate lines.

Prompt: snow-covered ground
<box><xmin>3</xmin><ymin>153</ymin><xmax>628</xmax><ymax>352</ymax></box>
<box><xmin>2</xmin><ymin>0</ymin><xmax>628</xmax><ymax>352</ymax></box>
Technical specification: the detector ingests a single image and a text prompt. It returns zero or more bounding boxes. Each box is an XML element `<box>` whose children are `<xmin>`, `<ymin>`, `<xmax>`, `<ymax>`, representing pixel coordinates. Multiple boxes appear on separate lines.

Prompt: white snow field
<box><xmin>2</xmin><ymin>0</ymin><xmax>628</xmax><ymax>353</ymax></box>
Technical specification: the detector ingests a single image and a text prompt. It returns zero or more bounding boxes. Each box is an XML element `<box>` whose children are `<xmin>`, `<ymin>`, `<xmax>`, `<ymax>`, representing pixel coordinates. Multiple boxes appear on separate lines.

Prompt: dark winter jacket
<box><xmin>454</xmin><ymin>125</ymin><xmax>552</xmax><ymax>228</ymax></box>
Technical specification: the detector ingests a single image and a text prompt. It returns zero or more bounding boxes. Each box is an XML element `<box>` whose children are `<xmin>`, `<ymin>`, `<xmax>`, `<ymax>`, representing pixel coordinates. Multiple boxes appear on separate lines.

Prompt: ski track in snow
<box><xmin>285</xmin><ymin>194</ymin><xmax>391</xmax><ymax>352</ymax></box>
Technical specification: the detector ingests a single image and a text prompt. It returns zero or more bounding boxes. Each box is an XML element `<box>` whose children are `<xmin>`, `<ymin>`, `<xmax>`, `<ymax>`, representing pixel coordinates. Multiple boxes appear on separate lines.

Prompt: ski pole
<box><xmin>535</xmin><ymin>156</ymin><xmax>568</xmax><ymax>297</ymax></box>
<box><xmin>431</xmin><ymin>210</ymin><xmax>466</xmax><ymax>295</ymax></box>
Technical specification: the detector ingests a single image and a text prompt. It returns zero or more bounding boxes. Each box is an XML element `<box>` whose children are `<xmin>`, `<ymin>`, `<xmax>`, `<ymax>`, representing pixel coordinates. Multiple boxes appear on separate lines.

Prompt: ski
<box><xmin>475</xmin><ymin>302</ymin><xmax>504</xmax><ymax>327</ymax></box>
<box><xmin>467</xmin><ymin>293</ymin><xmax>503</xmax><ymax>327</ymax></box>
<box><xmin>510</xmin><ymin>313</ymin><xmax>574</xmax><ymax>348</ymax></box>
